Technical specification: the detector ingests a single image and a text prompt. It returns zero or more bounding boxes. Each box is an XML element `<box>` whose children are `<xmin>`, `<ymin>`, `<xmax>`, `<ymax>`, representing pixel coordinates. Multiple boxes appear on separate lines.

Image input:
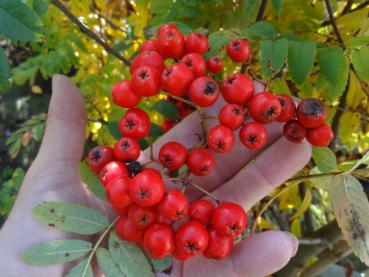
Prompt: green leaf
<box><xmin>153</xmin><ymin>100</ymin><xmax>179</xmax><ymax>121</ymax></box>
<box><xmin>347</xmin><ymin>151</ymin><xmax>369</xmax><ymax>174</ymax></box>
<box><xmin>241</xmin><ymin>21</ymin><xmax>277</xmax><ymax>39</ymax></box>
<box><xmin>31</xmin><ymin>123</ymin><xmax>45</xmax><ymax>142</ymax></box>
<box><xmin>32</xmin><ymin>201</ymin><xmax>109</xmax><ymax>235</ymax></box>
<box><xmin>66</xmin><ymin>259</ymin><xmax>93</xmax><ymax>277</ymax></box>
<box><xmin>287</xmin><ymin>40</ymin><xmax>316</xmax><ymax>84</ymax></box>
<box><xmin>325</xmin><ymin>57</ymin><xmax>350</xmax><ymax>100</ymax></box>
<box><xmin>309</xmin><ymin>167</ymin><xmax>333</xmax><ymax>190</ymax></box>
<box><xmin>243</xmin><ymin>0</ymin><xmax>261</xmax><ymax>19</ymax></box>
<box><xmin>96</xmin><ymin>248</ymin><xmax>125</xmax><ymax>277</ymax></box>
<box><xmin>21</xmin><ymin>239</ymin><xmax>92</xmax><ymax>265</ymax></box>
<box><xmin>351</xmin><ymin>47</ymin><xmax>369</xmax><ymax>83</ymax></box>
<box><xmin>260</xmin><ymin>38</ymin><xmax>288</xmax><ymax>78</ymax></box>
<box><xmin>79</xmin><ymin>160</ymin><xmax>106</xmax><ymax>201</ymax></box>
<box><xmin>0</xmin><ymin>0</ymin><xmax>41</xmax><ymax>41</ymax></box>
<box><xmin>150</xmin><ymin>122</ymin><xmax>164</xmax><ymax>137</ymax></box>
<box><xmin>271</xmin><ymin>0</ymin><xmax>283</xmax><ymax>15</ymax></box>
<box><xmin>317</xmin><ymin>47</ymin><xmax>344</xmax><ymax>82</ymax></box>
<box><xmin>150</xmin><ymin>256</ymin><xmax>173</xmax><ymax>273</ymax></box>
<box><xmin>312</xmin><ymin>147</ymin><xmax>337</xmax><ymax>173</ymax></box>
<box><xmin>109</xmin><ymin>232</ymin><xmax>154</xmax><ymax>277</ymax></box>
<box><xmin>107</xmin><ymin>120</ymin><xmax>121</xmax><ymax>140</ymax></box>
<box><xmin>0</xmin><ymin>47</ymin><xmax>10</xmax><ymax>92</ymax></box>
<box><xmin>32</xmin><ymin>0</ymin><xmax>48</xmax><ymax>16</ymax></box>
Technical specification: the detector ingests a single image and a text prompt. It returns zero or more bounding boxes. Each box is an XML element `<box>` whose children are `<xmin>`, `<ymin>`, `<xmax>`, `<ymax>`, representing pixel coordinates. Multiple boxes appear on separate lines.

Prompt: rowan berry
<box><xmin>115</xmin><ymin>216</ymin><xmax>144</xmax><ymax>242</ymax></box>
<box><xmin>99</xmin><ymin>161</ymin><xmax>129</xmax><ymax>186</ymax></box>
<box><xmin>189</xmin><ymin>76</ymin><xmax>220</xmax><ymax>107</ymax></box>
<box><xmin>128</xmin><ymin>204</ymin><xmax>158</xmax><ymax>229</ymax></box>
<box><xmin>158</xmin><ymin>141</ymin><xmax>187</xmax><ymax>171</ymax></box>
<box><xmin>87</xmin><ymin>145</ymin><xmax>114</xmax><ymax>173</ymax></box>
<box><xmin>212</xmin><ymin>202</ymin><xmax>247</xmax><ymax>237</ymax></box>
<box><xmin>105</xmin><ymin>176</ymin><xmax>132</xmax><ymax>207</ymax></box>
<box><xmin>118</xmin><ymin>108</ymin><xmax>151</xmax><ymax>139</ymax></box>
<box><xmin>296</xmin><ymin>99</ymin><xmax>327</xmax><ymax>128</ymax></box>
<box><xmin>187</xmin><ymin>148</ymin><xmax>215</xmax><ymax>176</ymax></box>
<box><xmin>306</xmin><ymin>123</ymin><xmax>333</xmax><ymax>147</ymax></box>
<box><xmin>158</xmin><ymin>189</ymin><xmax>189</xmax><ymax>222</ymax></box>
<box><xmin>226</xmin><ymin>38</ymin><xmax>251</xmax><ymax>62</ymax></box>
<box><xmin>203</xmin><ymin>227</ymin><xmax>233</xmax><ymax>260</ymax></box>
<box><xmin>207</xmin><ymin>125</ymin><xmax>235</xmax><ymax>153</ymax></box>
<box><xmin>130</xmin><ymin>51</ymin><xmax>164</xmax><ymax>75</ymax></box>
<box><xmin>207</xmin><ymin>56</ymin><xmax>223</xmax><ymax>73</ymax></box>
<box><xmin>249</xmin><ymin>92</ymin><xmax>282</xmax><ymax>124</ymax></box>
<box><xmin>143</xmin><ymin>223</ymin><xmax>175</xmax><ymax>259</ymax></box>
<box><xmin>140</xmin><ymin>39</ymin><xmax>159</xmax><ymax>53</ymax></box>
<box><xmin>157</xmin><ymin>27</ymin><xmax>185</xmax><ymax>59</ymax></box>
<box><xmin>188</xmin><ymin>199</ymin><xmax>215</xmax><ymax>225</ymax></box>
<box><xmin>161</xmin><ymin>63</ymin><xmax>194</xmax><ymax>97</ymax></box>
<box><xmin>113</xmin><ymin>137</ymin><xmax>140</xmax><ymax>162</ymax></box>
<box><xmin>175</xmin><ymin>221</ymin><xmax>209</xmax><ymax>256</ymax></box>
<box><xmin>112</xmin><ymin>80</ymin><xmax>141</xmax><ymax>108</ymax></box>
<box><xmin>218</xmin><ymin>104</ymin><xmax>245</xmax><ymax>130</ymax></box>
<box><xmin>222</xmin><ymin>73</ymin><xmax>254</xmax><ymax>105</ymax></box>
<box><xmin>181</xmin><ymin>53</ymin><xmax>206</xmax><ymax>78</ymax></box>
<box><xmin>239</xmin><ymin>122</ymin><xmax>267</xmax><ymax>149</ymax></box>
<box><xmin>131</xmin><ymin>66</ymin><xmax>161</xmax><ymax>97</ymax></box>
<box><xmin>276</xmin><ymin>94</ymin><xmax>296</xmax><ymax>122</ymax></box>
<box><xmin>283</xmin><ymin>120</ymin><xmax>306</xmax><ymax>143</ymax></box>
<box><xmin>185</xmin><ymin>32</ymin><xmax>208</xmax><ymax>54</ymax></box>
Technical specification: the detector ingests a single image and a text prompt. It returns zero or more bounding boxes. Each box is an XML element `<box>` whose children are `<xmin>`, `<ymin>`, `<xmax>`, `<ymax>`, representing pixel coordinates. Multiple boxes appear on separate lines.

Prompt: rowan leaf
<box><xmin>351</xmin><ymin>47</ymin><xmax>369</xmax><ymax>82</ymax></box>
<box><xmin>312</xmin><ymin>147</ymin><xmax>337</xmax><ymax>173</ymax></box>
<box><xmin>79</xmin><ymin>160</ymin><xmax>106</xmax><ymax>201</ymax></box>
<box><xmin>317</xmin><ymin>47</ymin><xmax>344</xmax><ymax>82</ymax></box>
<box><xmin>260</xmin><ymin>38</ymin><xmax>288</xmax><ymax>78</ymax></box>
<box><xmin>153</xmin><ymin>100</ymin><xmax>179</xmax><ymax>121</ymax></box>
<box><xmin>241</xmin><ymin>21</ymin><xmax>277</xmax><ymax>40</ymax></box>
<box><xmin>150</xmin><ymin>256</ymin><xmax>173</xmax><ymax>273</ymax></box>
<box><xmin>66</xmin><ymin>259</ymin><xmax>93</xmax><ymax>277</ymax></box>
<box><xmin>96</xmin><ymin>248</ymin><xmax>125</xmax><ymax>277</ymax></box>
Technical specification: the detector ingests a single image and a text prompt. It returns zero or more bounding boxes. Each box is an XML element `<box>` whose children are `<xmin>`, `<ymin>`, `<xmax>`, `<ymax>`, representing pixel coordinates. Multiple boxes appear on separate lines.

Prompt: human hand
<box><xmin>0</xmin><ymin>75</ymin><xmax>311</xmax><ymax>277</ymax></box>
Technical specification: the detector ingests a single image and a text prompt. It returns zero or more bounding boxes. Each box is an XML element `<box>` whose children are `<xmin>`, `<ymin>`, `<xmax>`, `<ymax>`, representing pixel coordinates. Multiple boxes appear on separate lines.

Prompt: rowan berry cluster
<box><xmin>86</xmin><ymin>22</ymin><xmax>333</xmax><ymax>261</ymax></box>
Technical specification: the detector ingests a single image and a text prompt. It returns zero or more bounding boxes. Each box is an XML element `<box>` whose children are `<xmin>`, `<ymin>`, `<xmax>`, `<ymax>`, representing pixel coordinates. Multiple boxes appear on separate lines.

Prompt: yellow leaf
<box><xmin>278</xmin><ymin>183</ymin><xmax>301</xmax><ymax>211</ymax></box>
<box><xmin>31</xmin><ymin>85</ymin><xmax>42</xmax><ymax>94</ymax></box>
<box><xmin>289</xmin><ymin>187</ymin><xmax>312</xmax><ymax>221</ymax></box>
<box><xmin>291</xmin><ymin>218</ymin><xmax>301</xmax><ymax>239</ymax></box>
<box><xmin>257</xmin><ymin>217</ymin><xmax>277</xmax><ymax>231</ymax></box>
<box><xmin>339</xmin><ymin>112</ymin><xmax>361</xmax><ymax>151</ymax></box>
<box><xmin>347</xmin><ymin>72</ymin><xmax>366</xmax><ymax>109</ymax></box>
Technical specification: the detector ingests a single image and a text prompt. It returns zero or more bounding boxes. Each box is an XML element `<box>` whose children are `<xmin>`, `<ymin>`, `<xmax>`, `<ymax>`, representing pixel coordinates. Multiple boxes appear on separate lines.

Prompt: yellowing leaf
<box><xmin>347</xmin><ymin>72</ymin><xmax>366</xmax><ymax>109</ymax></box>
<box><xmin>279</xmin><ymin>183</ymin><xmax>301</xmax><ymax>211</ymax></box>
<box><xmin>291</xmin><ymin>218</ymin><xmax>302</xmax><ymax>239</ymax></box>
<box><xmin>339</xmin><ymin>112</ymin><xmax>361</xmax><ymax>151</ymax></box>
<box><xmin>289</xmin><ymin>186</ymin><xmax>312</xmax><ymax>221</ymax></box>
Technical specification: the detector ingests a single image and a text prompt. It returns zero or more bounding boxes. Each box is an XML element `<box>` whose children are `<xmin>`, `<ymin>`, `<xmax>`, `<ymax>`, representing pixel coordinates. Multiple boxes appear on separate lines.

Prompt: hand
<box><xmin>0</xmin><ymin>75</ymin><xmax>311</xmax><ymax>277</ymax></box>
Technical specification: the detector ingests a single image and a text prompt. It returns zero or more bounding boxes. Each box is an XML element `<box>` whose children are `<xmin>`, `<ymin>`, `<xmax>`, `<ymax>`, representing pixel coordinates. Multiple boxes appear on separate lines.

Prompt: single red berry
<box><xmin>116</xmin><ymin>216</ymin><xmax>144</xmax><ymax>242</ymax></box>
<box><xmin>128</xmin><ymin>204</ymin><xmax>158</xmax><ymax>229</ymax></box>
<box><xmin>157</xmin><ymin>23</ymin><xmax>179</xmax><ymax>35</ymax></box>
<box><xmin>222</xmin><ymin>73</ymin><xmax>254</xmax><ymax>105</ymax></box>
<box><xmin>131</xmin><ymin>66</ymin><xmax>161</xmax><ymax>97</ymax></box>
<box><xmin>185</xmin><ymin>32</ymin><xmax>208</xmax><ymax>54</ymax></box>
<box><xmin>283</xmin><ymin>120</ymin><xmax>306</xmax><ymax>143</ymax></box>
<box><xmin>99</xmin><ymin>161</ymin><xmax>129</xmax><ymax>186</ymax></box>
<box><xmin>219</xmin><ymin>104</ymin><xmax>245</xmax><ymax>130</ymax></box>
<box><xmin>189</xmin><ymin>76</ymin><xmax>220</xmax><ymax>107</ymax></box>
<box><xmin>181</xmin><ymin>53</ymin><xmax>206</xmax><ymax>78</ymax></box>
<box><xmin>118</xmin><ymin>108</ymin><xmax>151</xmax><ymax>139</ymax></box>
<box><xmin>161</xmin><ymin>63</ymin><xmax>194</xmax><ymax>97</ymax></box>
<box><xmin>160</xmin><ymin>118</ymin><xmax>176</xmax><ymax>132</ymax></box>
<box><xmin>157</xmin><ymin>27</ymin><xmax>185</xmax><ymax>59</ymax></box>
<box><xmin>143</xmin><ymin>223</ymin><xmax>175</xmax><ymax>259</ymax></box>
<box><xmin>187</xmin><ymin>148</ymin><xmax>215</xmax><ymax>176</ymax></box>
<box><xmin>276</xmin><ymin>94</ymin><xmax>296</xmax><ymax>122</ymax></box>
<box><xmin>207</xmin><ymin>125</ymin><xmax>235</xmax><ymax>153</ymax></box>
<box><xmin>172</xmin><ymin>248</ymin><xmax>192</xmax><ymax>261</ymax></box>
<box><xmin>188</xmin><ymin>199</ymin><xmax>215</xmax><ymax>225</ymax></box>
<box><xmin>140</xmin><ymin>40</ymin><xmax>159</xmax><ymax>53</ymax></box>
<box><xmin>114</xmin><ymin>137</ymin><xmax>140</xmax><ymax>162</ymax></box>
<box><xmin>87</xmin><ymin>146</ymin><xmax>114</xmax><ymax>173</ymax></box>
<box><xmin>203</xmin><ymin>227</ymin><xmax>234</xmax><ymax>260</ymax></box>
<box><xmin>112</xmin><ymin>80</ymin><xmax>141</xmax><ymax>108</ymax></box>
<box><xmin>226</xmin><ymin>38</ymin><xmax>251</xmax><ymax>62</ymax></box>
<box><xmin>158</xmin><ymin>189</ymin><xmax>189</xmax><ymax>222</ymax></box>
<box><xmin>111</xmin><ymin>204</ymin><xmax>128</xmax><ymax>216</ymax></box>
<box><xmin>306</xmin><ymin>123</ymin><xmax>333</xmax><ymax>147</ymax></box>
<box><xmin>212</xmin><ymin>202</ymin><xmax>247</xmax><ymax>237</ymax></box>
<box><xmin>176</xmin><ymin>221</ymin><xmax>209</xmax><ymax>256</ymax></box>
<box><xmin>129</xmin><ymin>168</ymin><xmax>165</xmax><ymax>206</ymax></box>
<box><xmin>130</xmin><ymin>51</ymin><xmax>165</xmax><ymax>75</ymax></box>
<box><xmin>239</xmin><ymin>122</ymin><xmax>267</xmax><ymax>150</ymax></box>
<box><xmin>249</xmin><ymin>92</ymin><xmax>282</xmax><ymax>124</ymax></box>
<box><xmin>105</xmin><ymin>176</ymin><xmax>132</xmax><ymax>207</ymax></box>
<box><xmin>158</xmin><ymin>141</ymin><xmax>187</xmax><ymax>171</ymax></box>
<box><xmin>296</xmin><ymin>99</ymin><xmax>327</xmax><ymax>128</ymax></box>
<box><xmin>207</xmin><ymin>56</ymin><xmax>223</xmax><ymax>74</ymax></box>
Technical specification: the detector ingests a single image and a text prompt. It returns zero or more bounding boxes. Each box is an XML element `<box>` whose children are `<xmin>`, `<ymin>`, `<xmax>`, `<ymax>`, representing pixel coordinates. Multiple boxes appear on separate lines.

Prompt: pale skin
<box><xmin>0</xmin><ymin>75</ymin><xmax>311</xmax><ymax>277</ymax></box>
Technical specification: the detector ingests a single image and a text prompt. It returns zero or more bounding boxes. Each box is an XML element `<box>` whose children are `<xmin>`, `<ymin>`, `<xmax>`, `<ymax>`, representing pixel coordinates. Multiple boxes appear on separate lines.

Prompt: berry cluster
<box><xmin>87</xmin><ymin>23</ymin><xmax>333</xmax><ymax>261</ymax></box>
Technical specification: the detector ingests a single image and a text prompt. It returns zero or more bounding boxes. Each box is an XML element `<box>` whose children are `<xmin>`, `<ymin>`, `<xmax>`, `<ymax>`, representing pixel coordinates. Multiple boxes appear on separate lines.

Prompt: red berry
<box><xmin>219</xmin><ymin>104</ymin><xmax>245</xmax><ymax>130</ymax></box>
<box><xmin>207</xmin><ymin>125</ymin><xmax>235</xmax><ymax>153</ymax></box>
<box><xmin>306</xmin><ymin>123</ymin><xmax>333</xmax><ymax>147</ymax></box>
<box><xmin>129</xmin><ymin>168</ymin><xmax>165</xmax><ymax>206</ymax></box>
<box><xmin>212</xmin><ymin>202</ymin><xmax>247</xmax><ymax>237</ymax></box>
<box><xmin>189</xmin><ymin>76</ymin><xmax>220</xmax><ymax>107</ymax></box>
<box><xmin>276</xmin><ymin>94</ymin><xmax>296</xmax><ymax>122</ymax></box>
<box><xmin>249</xmin><ymin>92</ymin><xmax>282</xmax><ymax>124</ymax></box>
<box><xmin>157</xmin><ymin>23</ymin><xmax>178</xmax><ymax>35</ymax></box>
<box><xmin>143</xmin><ymin>223</ymin><xmax>175</xmax><ymax>259</ymax></box>
<box><xmin>161</xmin><ymin>63</ymin><xmax>194</xmax><ymax>97</ymax></box>
<box><xmin>158</xmin><ymin>189</ymin><xmax>189</xmax><ymax>222</ymax></box>
<box><xmin>99</xmin><ymin>161</ymin><xmax>129</xmax><ymax>186</ymax></box>
<box><xmin>118</xmin><ymin>108</ymin><xmax>151</xmax><ymax>139</ymax></box>
<box><xmin>158</xmin><ymin>141</ymin><xmax>187</xmax><ymax>171</ymax></box>
<box><xmin>239</xmin><ymin>122</ymin><xmax>267</xmax><ymax>150</ymax></box>
<box><xmin>181</xmin><ymin>53</ymin><xmax>206</xmax><ymax>78</ymax></box>
<box><xmin>87</xmin><ymin>146</ymin><xmax>114</xmax><ymax>173</ymax></box>
<box><xmin>188</xmin><ymin>199</ymin><xmax>215</xmax><ymax>225</ymax></box>
<box><xmin>114</xmin><ymin>137</ymin><xmax>140</xmax><ymax>162</ymax></box>
<box><xmin>222</xmin><ymin>73</ymin><xmax>254</xmax><ymax>105</ymax></box>
<box><xmin>176</xmin><ymin>221</ymin><xmax>209</xmax><ymax>256</ymax></box>
<box><xmin>140</xmin><ymin>40</ymin><xmax>159</xmax><ymax>53</ymax></box>
<box><xmin>207</xmin><ymin>56</ymin><xmax>223</xmax><ymax>73</ymax></box>
<box><xmin>297</xmin><ymin>99</ymin><xmax>327</xmax><ymax>128</ymax></box>
<box><xmin>111</xmin><ymin>204</ymin><xmax>128</xmax><ymax>216</ymax></box>
<box><xmin>187</xmin><ymin>148</ymin><xmax>215</xmax><ymax>176</ymax></box>
<box><xmin>115</xmin><ymin>216</ymin><xmax>144</xmax><ymax>242</ymax></box>
<box><xmin>130</xmin><ymin>51</ymin><xmax>164</xmax><ymax>75</ymax></box>
<box><xmin>185</xmin><ymin>32</ymin><xmax>208</xmax><ymax>54</ymax></box>
<box><xmin>128</xmin><ymin>204</ymin><xmax>158</xmax><ymax>229</ymax></box>
<box><xmin>157</xmin><ymin>27</ymin><xmax>185</xmax><ymax>59</ymax></box>
<box><xmin>112</xmin><ymin>80</ymin><xmax>141</xmax><ymax>108</ymax></box>
<box><xmin>226</xmin><ymin>38</ymin><xmax>251</xmax><ymax>62</ymax></box>
<box><xmin>131</xmin><ymin>66</ymin><xmax>161</xmax><ymax>97</ymax></box>
<box><xmin>203</xmin><ymin>227</ymin><xmax>233</xmax><ymax>260</ymax></box>
<box><xmin>172</xmin><ymin>248</ymin><xmax>192</xmax><ymax>261</ymax></box>
<box><xmin>283</xmin><ymin>120</ymin><xmax>306</xmax><ymax>143</ymax></box>
<box><xmin>105</xmin><ymin>176</ymin><xmax>132</xmax><ymax>207</ymax></box>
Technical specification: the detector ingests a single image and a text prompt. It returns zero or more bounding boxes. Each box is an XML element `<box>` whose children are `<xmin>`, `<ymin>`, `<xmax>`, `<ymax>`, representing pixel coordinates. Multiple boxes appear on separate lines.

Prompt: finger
<box><xmin>34</xmin><ymin>74</ymin><xmax>87</xmax><ymax>169</ymax></box>
<box><xmin>183</xmin><ymin>231</ymin><xmax>298</xmax><ymax>277</ymax></box>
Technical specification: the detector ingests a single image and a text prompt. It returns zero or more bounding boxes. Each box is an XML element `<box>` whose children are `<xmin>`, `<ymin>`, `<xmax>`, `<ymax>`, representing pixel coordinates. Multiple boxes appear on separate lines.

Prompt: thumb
<box><xmin>34</xmin><ymin>74</ymin><xmax>87</xmax><ymax>169</ymax></box>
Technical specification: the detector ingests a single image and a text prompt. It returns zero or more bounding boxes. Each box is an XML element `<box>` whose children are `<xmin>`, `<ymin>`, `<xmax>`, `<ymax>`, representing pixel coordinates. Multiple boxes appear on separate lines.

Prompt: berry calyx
<box><xmin>114</xmin><ymin>137</ymin><xmax>140</xmax><ymax>162</ymax></box>
<box><xmin>87</xmin><ymin>145</ymin><xmax>114</xmax><ymax>173</ymax></box>
<box><xmin>239</xmin><ymin>122</ymin><xmax>267</xmax><ymax>150</ymax></box>
<box><xmin>185</xmin><ymin>32</ymin><xmax>208</xmax><ymax>54</ymax></box>
<box><xmin>203</xmin><ymin>227</ymin><xmax>233</xmax><ymax>260</ymax></box>
<box><xmin>222</xmin><ymin>73</ymin><xmax>254</xmax><ymax>105</ymax></box>
<box><xmin>118</xmin><ymin>108</ymin><xmax>151</xmax><ymax>139</ymax></box>
<box><xmin>283</xmin><ymin>120</ymin><xmax>306</xmax><ymax>143</ymax></box>
<box><xmin>207</xmin><ymin>56</ymin><xmax>223</xmax><ymax>73</ymax></box>
<box><xmin>218</xmin><ymin>104</ymin><xmax>245</xmax><ymax>130</ymax></box>
<box><xmin>207</xmin><ymin>125</ymin><xmax>235</xmax><ymax>153</ymax></box>
<box><xmin>128</xmin><ymin>204</ymin><xmax>158</xmax><ymax>229</ymax></box>
<box><xmin>99</xmin><ymin>161</ymin><xmax>129</xmax><ymax>186</ymax></box>
<box><xmin>249</xmin><ymin>92</ymin><xmax>282</xmax><ymax>124</ymax></box>
<box><xmin>297</xmin><ymin>99</ymin><xmax>327</xmax><ymax>128</ymax></box>
<box><xmin>176</xmin><ymin>221</ymin><xmax>209</xmax><ymax>256</ymax></box>
<box><xmin>105</xmin><ymin>176</ymin><xmax>132</xmax><ymax>207</ymax></box>
<box><xmin>306</xmin><ymin>123</ymin><xmax>333</xmax><ymax>147</ymax></box>
<box><xmin>112</xmin><ymin>80</ymin><xmax>141</xmax><ymax>108</ymax></box>
<box><xmin>187</xmin><ymin>148</ymin><xmax>215</xmax><ymax>176</ymax></box>
<box><xmin>131</xmin><ymin>66</ymin><xmax>161</xmax><ymax>97</ymax></box>
<box><xmin>158</xmin><ymin>141</ymin><xmax>187</xmax><ymax>171</ymax></box>
<box><xmin>181</xmin><ymin>53</ymin><xmax>206</xmax><ymax>78</ymax></box>
<box><xmin>115</xmin><ymin>216</ymin><xmax>144</xmax><ymax>242</ymax></box>
<box><xmin>188</xmin><ymin>199</ymin><xmax>215</xmax><ymax>225</ymax></box>
<box><xmin>226</xmin><ymin>38</ymin><xmax>251</xmax><ymax>62</ymax></box>
<box><xmin>189</xmin><ymin>76</ymin><xmax>220</xmax><ymax>107</ymax></box>
<box><xmin>276</xmin><ymin>94</ymin><xmax>296</xmax><ymax>122</ymax></box>
<box><xmin>143</xmin><ymin>223</ymin><xmax>175</xmax><ymax>259</ymax></box>
<box><xmin>161</xmin><ymin>63</ymin><xmax>194</xmax><ymax>97</ymax></box>
<box><xmin>212</xmin><ymin>202</ymin><xmax>247</xmax><ymax>237</ymax></box>
<box><xmin>158</xmin><ymin>189</ymin><xmax>189</xmax><ymax>222</ymax></box>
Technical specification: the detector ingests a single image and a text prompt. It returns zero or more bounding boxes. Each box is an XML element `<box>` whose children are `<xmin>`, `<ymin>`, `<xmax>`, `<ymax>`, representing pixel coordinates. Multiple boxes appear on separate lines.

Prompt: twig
<box><xmin>188</xmin><ymin>181</ymin><xmax>221</xmax><ymax>204</ymax></box>
<box><xmin>240</xmin><ymin>63</ymin><xmax>247</xmax><ymax>74</ymax></box>
<box><xmin>321</xmin><ymin>0</ymin><xmax>369</xmax><ymax>26</ymax></box>
<box><xmin>256</xmin><ymin>0</ymin><xmax>268</xmax><ymax>21</ymax></box>
<box><xmin>51</xmin><ymin>0</ymin><xmax>131</xmax><ymax>66</ymax></box>
<box><xmin>88</xmin><ymin>118</ymin><xmax>108</xmax><ymax>125</ymax></box>
<box><xmin>323</xmin><ymin>0</ymin><xmax>345</xmax><ymax>48</ymax></box>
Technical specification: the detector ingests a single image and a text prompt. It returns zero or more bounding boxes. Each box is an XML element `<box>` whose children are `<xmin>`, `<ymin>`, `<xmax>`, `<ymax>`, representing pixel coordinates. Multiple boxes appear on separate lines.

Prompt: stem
<box><xmin>149</xmin><ymin>135</ymin><xmax>154</xmax><ymax>161</ymax></box>
<box><xmin>256</xmin><ymin>0</ymin><xmax>268</xmax><ymax>21</ymax></box>
<box><xmin>188</xmin><ymin>181</ymin><xmax>221</xmax><ymax>204</ymax></box>
<box><xmin>323</xmin><ymin>0</ymin><xmax>345</xmax><ymax>48</ymax></box>
<box><xmin>88</xmin><ymin>118</ymin><xmax>108</xmax><ymax>125</ymax></box>
<box><xmin>240</xmin><ymin>63</ymin><xmax>247</xmax><ymax>74</ymax></box>
<box><xmin>82</xmin><ymin>217</ymin><xmax>119</xmax><ymax>276</ymax></box>
<box><xmin>51</xmin><ymin>0</ymin><xmax>131</xmax><ymax>66</ymax></box>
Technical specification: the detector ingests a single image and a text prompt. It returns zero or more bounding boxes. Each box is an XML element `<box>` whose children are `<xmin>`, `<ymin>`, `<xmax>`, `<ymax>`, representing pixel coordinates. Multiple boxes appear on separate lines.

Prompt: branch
<box><xmin>323</xmin><ymin>0</ymin><xmax>345</xmax><ymax>48</ymax></box>
<box><xmin>256</xmin><ymin>0</ymin><xmax>268</xmax><ymax>21</ymax></box>
<box><xmin>51</xmin><ymin>0</ymin><xmax>131</xmax><ymax>66</ymax></box>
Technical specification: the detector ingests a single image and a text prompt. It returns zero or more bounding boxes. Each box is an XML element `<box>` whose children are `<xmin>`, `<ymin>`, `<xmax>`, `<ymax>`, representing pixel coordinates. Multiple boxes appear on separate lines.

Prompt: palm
<box><xmin>0</xmin><ymin>75</ymin><xmax>310</xmax><ymax>277</ymax></box>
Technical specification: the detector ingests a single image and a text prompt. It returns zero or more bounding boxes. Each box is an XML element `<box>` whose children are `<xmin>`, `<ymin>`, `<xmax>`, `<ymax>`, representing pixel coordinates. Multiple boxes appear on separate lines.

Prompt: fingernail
<box><xmin>283</xmin><ymin>232</ymin><xmax>299</xmax><ymax>257</ymax></box>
